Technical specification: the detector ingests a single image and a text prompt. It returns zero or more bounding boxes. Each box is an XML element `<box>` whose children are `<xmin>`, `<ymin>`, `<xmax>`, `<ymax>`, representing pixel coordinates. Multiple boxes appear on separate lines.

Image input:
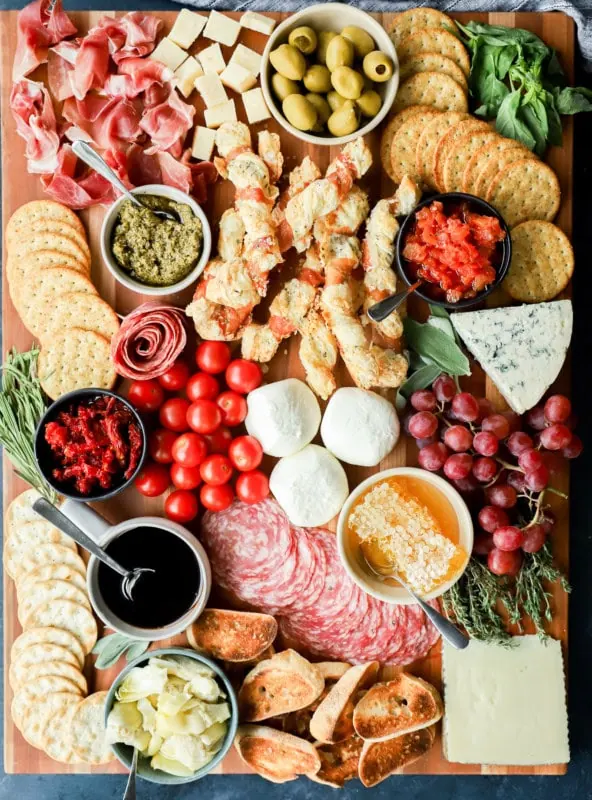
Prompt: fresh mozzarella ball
<box><xmin>320</xmin><ymin>387</ymin><xmax>400</xmax><ymax>466</ymax></box>
<box><xmin>245</xmin><ymin>378</ymin><xmax>321</xmax><ymax>457</ymax></box>
<box><xmin>270</xmin><ymin>444</ymin><xmax>349</xmax><ymax>527</ymax></box>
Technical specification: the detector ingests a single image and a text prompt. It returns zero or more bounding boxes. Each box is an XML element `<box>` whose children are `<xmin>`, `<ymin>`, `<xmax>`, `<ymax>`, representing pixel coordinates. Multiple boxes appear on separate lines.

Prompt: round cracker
<box><xmin>17</xmin><ymin>562</ymin><xmax>88</xmax><ymax>603</ymax></box>
<box><xmin>397</xmin><ymin>29</ymin><xmax>471</xmax><ymax>77</ymax></box>
<box><xmin>9</xmin><ymin>219</ymin><xmax>90</xmax><ymax>266</ymax></box>
<box><xmin>39</xmin><ymin>328</ymin><xmax>117</xmax><ymax>400</ymax></box>
<box><xmin>486</xmin><ymin>159</ymin><xmax>561</xmax><ymax>227</ymax></box>
<box><xmin>9</xmin><ymin>249</ymin><xmax>90</xmax><ymax>295</ymax></box>
<box><xmin>42</xmin><ymin>700</ymin><xmax>85</xmax><ymax>764</ymax></box>
<box><xmin>19</xmin><ymin>579</ymin><xmax>91</xmax><ymax>627</ymax></box>
<box><xmin>433</xmin><ymin>118</ymin><xmax>491</xmax><ymax>191</ymax></box>
<box><xmin>399</xmin><ymin>52</ymin><xmax>468</xmax><ymax>92</ymax></box>
<box><xmin>37</xmin><ymin>292</ymin><xmax>120</xmax><ymax>346</ymax></box>
<box><xmin>415</xmin><ymin>111</ymin><xmax>469</xmax><ymax>189</ymax></box>
<box><xmin>5</xmin><ymin>489</ymin><xmax>43</xmax><ymax>529</ymax></box>
<box><xmin>393</xmin><ymin>72</ymin><xmax>468</xmax><ymax>115</ymax></box>
<box><xmin>16</xmin><ymin>660</ymin><xmax>88</xmax><ymax>696</ymax></box>
<box><xmin>389</xmin><ymin>7</ymin><xmax>455</xmax><ymax>45</ymax></box>
<box><xmin>390</xmin><ymin>109</ymin><xmax>441</xmax><ymax>183</ymax></box>
<box><xmin>7</xmin><ymin>200</ymin><xmax>86</xmax><ymax>243</ymax></box>
<box><xmin>11</xmin><ymin>626</ymin><xmax>86</xmax><ymax>669</ymax></box>
<box><xmin>5</xmin><ymin>520</ymin><xmax>78</xmax><ymax>580</ymax></box>
<box><xmin>473</xmin><ymin>147</ymin><xmax>538</xmax><ymax>199</ymax></box>
<box><xmin>19</xmin><ymin>543</ymin><xmax>87</xmax><ymax>584</ymax></box>
<box><xmin>380</xmin><ymin>105</ymin><xmax>431</xmax><ymax>181</ymax></box>
<box><xmin>10</xmin><ymin>643</ymin><xmax>81</xmax><ymax>690</ymax></box>
<box><xmin>71</xmin><ymin>692</ymin><xmax>114</xmax><ymax>765</ymax></box>
<box><xmin>21</xmin><ymin>691</ymin><xmax>80</xmax><ymax>750</ymax></box>
<box><xmin>16</xmin><ymin>229</ymin><xmax>88</xmax><ymax>268</ymax></box>
<box><xmin>24</xmin><ymin>599</ymin><xmax>98</xmax><ymax>655</ymax></box>
<box><xmin>503</xmin><ymin>221</ymin><xmax>573</xmax><ymax>302</ymax></box>
<box><xmin>12</xmin><ymin>675</ymin><xmax>83</xmax><ymax>730</ymax></box>
<box><xmin>442</xmin><ymin>130</ymin><xmax>500</xmax><ymax>193</ymax></box>
<box><xmin>463</xmin><ymin>139</ymin><xmax>531</xmax><ymax>195</ymax></box>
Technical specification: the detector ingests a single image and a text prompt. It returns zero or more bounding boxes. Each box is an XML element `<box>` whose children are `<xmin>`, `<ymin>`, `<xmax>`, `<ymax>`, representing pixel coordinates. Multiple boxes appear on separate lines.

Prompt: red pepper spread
<box><xmin>402</xmin><ymin>200</ymin><xmax>506</xmax><ymax>303</ymax></box>
<box><xmin>44</xmin><ymin>395</ymin><xmax>142</xmax><ymax>495</ymax></box>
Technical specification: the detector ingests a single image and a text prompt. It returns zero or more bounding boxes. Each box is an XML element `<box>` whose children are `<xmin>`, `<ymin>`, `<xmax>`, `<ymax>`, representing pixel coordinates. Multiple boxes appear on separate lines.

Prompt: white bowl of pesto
<box><xmin>100</xmin><ymin>185</ymin><xmax>212</xmax><ymax>296</ymax></box>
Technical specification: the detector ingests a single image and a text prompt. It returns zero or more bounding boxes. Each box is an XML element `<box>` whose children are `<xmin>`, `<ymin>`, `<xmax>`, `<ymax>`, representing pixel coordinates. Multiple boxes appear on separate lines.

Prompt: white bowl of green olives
<box><xmin>261</xmin><ymin>3</ymin><xmax>399</xmax><ymax>145</ymax></box>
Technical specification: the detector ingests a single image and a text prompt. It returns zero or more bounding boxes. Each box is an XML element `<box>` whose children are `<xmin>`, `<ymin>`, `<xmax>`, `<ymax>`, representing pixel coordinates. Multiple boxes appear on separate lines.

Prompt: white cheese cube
<box><xmin>220</xmin><ymin>63</ymin><xmax>257</xmax><ymax>94</ymax></box>
<box><xmin>240</xmin><ymin>12</ymin><xmax>276</xmax><ymax>36</ymax></box>
<box><xmin>198</xmin><ymin>43</ymin><xmax>226</xmax><ymax>75</ymax></box>
<box><xmin>150</xmin><ymin>37</ymin><xmax>188</xmax><ymax>72</ymax></box>
<box><xmin>168</xmin><ymin>9</ymin><xmax>207</xmax><ymax>50</ymax></box>
<box><xmin>204</xmin><ymin>99</ymin><xmax>237</xmax><ymax>129</ymax></box>
<box><xmin>192</xmin><ymin>126</ymin><xmax>217</xmax><ymax>161</ymax></box>
<box><xmin>242</xmin><ymin>87</ymin><xmax>270</xmax><ymax>124</ymax></box>
<box><xmin>229</xmin><ymin>44</ymin><xmax>262</xmax><ymax>77</ymax></box>
<box><xmin>174</xmin><ymin>56</ymin><xmax>204</xmax><ymax>98</ymax></box>
<box><xmin>195</xmin><ymin>73</ymin><xmax>228</xmax><ymax>108</ymax></box>
<box><xmin>203</xmin><ymin>10</ymin><xmax>241</xmax><ymax>48</ymax></box>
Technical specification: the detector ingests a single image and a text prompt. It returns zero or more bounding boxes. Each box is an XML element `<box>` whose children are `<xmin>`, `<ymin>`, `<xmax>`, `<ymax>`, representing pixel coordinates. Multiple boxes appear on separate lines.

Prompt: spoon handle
<box><xmin>123</xmin><ymin>747</ymin><xmax>138</xmax><ymax>800</ymax></box>
<box><xmin>33</xmin><ymin>498</ymin><xmax>129</xmax><ymax>580</ymax></box>
<box><xmin>72</xmin><ymin>140</ymin><xmax>141</xmax><ymax>206</ymax></box>
<box><xmin>366</xmin><ymin>280</ymin><xmax>422</xmax><ymax>323</ymax></box>
<box><xmin>413</xmin><ymin>593</ymin><xmax>470</xmax><ymax>650</ymax></box>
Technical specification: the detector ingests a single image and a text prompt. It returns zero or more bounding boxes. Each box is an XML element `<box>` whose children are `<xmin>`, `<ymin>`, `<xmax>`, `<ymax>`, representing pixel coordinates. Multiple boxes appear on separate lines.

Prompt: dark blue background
<box><xmin>1</xmin><ymin>2</ymin><xmax>591</xmax><ymax>797</ymax></box>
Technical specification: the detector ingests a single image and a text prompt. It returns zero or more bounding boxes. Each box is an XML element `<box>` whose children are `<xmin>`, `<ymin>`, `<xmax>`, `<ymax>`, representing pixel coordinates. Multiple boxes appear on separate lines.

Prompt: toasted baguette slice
<box><xmin>359</xmin><ymin>725</ymin><xmax>436</xmax><ymax>787</ymax></box>
<box><xmin>187</xmin><ymin>609</ymin><xmax>277</xmax><ymax>662</ymax></box>
<box><xmin>235</xmin><ymin>725</ymin><xmax>321</xmax><ymax>783</ymax></box>
<box><xmin>353</xmin><ymin>673</ymin><xmax>443</xmax><ymax>741</ymax></box>
<box><xmin>310</xmin><ymin>662</ymin><xmax>379</xmax><ymax>744</ymax></box>
<box><xmin>239</xmin><ymin>649</ymin><xmax>325</xmax><ymax>722</ymax></box>
<box><xmin>315</xmin><ymin>662</ymin><xmax>352</xmax><ymax>681</ymax></box>
<box><xmin>310</xmin><ymin>735</ymin><xmax>364</xmax><ymax>788</ymax></box>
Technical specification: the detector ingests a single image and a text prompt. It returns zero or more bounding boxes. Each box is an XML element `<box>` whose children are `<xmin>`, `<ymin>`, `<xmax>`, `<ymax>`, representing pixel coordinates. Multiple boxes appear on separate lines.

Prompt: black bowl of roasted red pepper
<box><xmin>34</xmin><ymin>389</ymin><xmax>147</xmax><ymax>502</ymax></box>
<box><xmin>396</xmin><ymin>192</ymin><xmax>512</xmax><ymax>309</ymax></box>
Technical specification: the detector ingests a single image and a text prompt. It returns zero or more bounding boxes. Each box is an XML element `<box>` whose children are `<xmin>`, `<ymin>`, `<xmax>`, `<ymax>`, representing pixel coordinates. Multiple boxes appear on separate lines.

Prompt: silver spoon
<box><xmin>361</xmin><ymin>550</ymin><xmax>470</xmax><ymax>650</ymax></box>
<box><xmin>72</xmin><ymin>140</ymin><xmax>180</xmax><ymax>223</ymax></box>
<box><xmin>123</xmin><ymin>747</ymin><xmax>138</xmax><ymax>800</ymax></box>
<box><xmin>33</xmin><ymin>498</ymin><xmax>155</xmax><ymax>602</ymax></box>
<box><xmin>367</xmin><ymin>280</ymin><xmax>423</xmax><ymax>323</ymax></box>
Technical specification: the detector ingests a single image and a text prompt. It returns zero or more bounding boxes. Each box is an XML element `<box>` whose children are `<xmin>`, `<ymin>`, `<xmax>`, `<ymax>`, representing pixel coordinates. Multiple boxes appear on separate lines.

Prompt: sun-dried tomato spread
<box><xmin>402</xmin><ymin>200</ymin><xmax>506</xmax><ymax>303</ymax></box>
<box><xmin>44</xmin><ymin>395</ymin><xmax>143</xmax><ymax>495</ymax></box>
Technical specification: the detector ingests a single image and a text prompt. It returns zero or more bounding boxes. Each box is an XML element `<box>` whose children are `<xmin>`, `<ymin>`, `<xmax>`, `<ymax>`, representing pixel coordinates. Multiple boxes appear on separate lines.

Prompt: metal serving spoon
<box><xmin>123</xmin><ymin>747</ymin><xmax>138</xmax><ymax>800</ymax></box>
<box><xmin>33</xmin><ymin>498</ymin><xmax>155</xmax><ymax>602</ymax></box>
<box><xmin>361</xmin><ymin>550</ymin><xmax>469</xmax><ymax>650</ymax></box>
<box><xmin>72</xmin><ymin>140</ymin><xmax>180</xmax><ymax>223</ymax></box>
<box><xmin>366</xmin><ymin>280</ymin><xmax>423</xmax><ymax>323</ymax></box>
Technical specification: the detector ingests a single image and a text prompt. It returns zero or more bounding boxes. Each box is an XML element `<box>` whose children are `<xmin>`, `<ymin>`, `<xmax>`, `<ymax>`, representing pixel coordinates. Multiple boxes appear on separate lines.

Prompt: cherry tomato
<box><xmin>187</xmin><ymin>399</ymin><xmax>222</xmax><ymax>434</ymax></box>
<box><xmin>159</xmin><ymin>397</ymin><xmax>191</xmax><ymax>432</ymax></box>
<box><xmin>148</xmin><ymin>428</ymin><xmax>178</xmax><ymax>464</ymax></box>
<box><xmin>157</xmin><ymin>361</ymin><xmax>190</xmax><ymax>392</ymax></box>
<box><xmin>128</xmin><ymin>380</ymin><xmax>165</xmax><ymax>413</ymax></box>
<box><xmin>200</xmin><ymin>482</ymin><xmax>234</xmax><ymax>512</ymax></box>
<box><xmin>165</xmin><ymin>490</ymin><xmax>199</xmax><ymax>523</ymax></box>
<box><xmin>236</xmin><ymin>470</ymin><xmax>269</xmax><ymax>504</ymax></box>
<box><xmin>170</xmin><ymin>463</ymin><xmax>202</xmax><ymax>491</ymax></box>
<box><xmin>229</xmin><ymin>435</ymin><xmax>263</xmax><ymax>472</ymax></box>
<box><xmin>217</xmin><ymin>391</ymin><xmax>247</xmax><ymax>427</ymax></box>
<box><xmin>200</xmin><ymin>454</ymin><xmax>233</xmax><ymax>485</ymax></box>
<box><xmin>134</xmin><ymin>462</ymin><xmax>170</xmax><ymax>497</ymax></box>
<box><xmin>196</xmin><ymin>341</ymin><xmax>231</xmax><ymax>374</ymax></box>
<box><xmin>186</xmin><ymin>372</ymin><xmax>220</xmax><ymax>402</ymax></box>
<box><xmin>225</xmin><ymin>359</ymin><xmax>263</xmax><ymax>394</ymax></box>
<box><xmin>204</xmin><ymin>426</ymin><xmax>233</xmax><ymax>454</ymax></box>
<box><xmin>172</xmin><ymin>432</ymin><xmax>208</xmax><ymax>467</ymax></box>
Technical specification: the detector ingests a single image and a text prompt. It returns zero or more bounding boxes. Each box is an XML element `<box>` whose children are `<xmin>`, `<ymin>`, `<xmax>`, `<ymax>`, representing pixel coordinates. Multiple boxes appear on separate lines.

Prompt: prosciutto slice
<box><xmin>71</xmin><ymin>27</ymin><xmax>111</xmax><ymax>100</ymax></box>
<box><xmin>140</xmin><ymin>90</ymin><xmax>195</xmax><ymax>154</ymax></box>
<box><xmin>111</xmin><ymin>304</ymin><xmax>188</xmax><ymax>380</ymax></box>
<box><xmin>63</xmin><ymin>94</ymin><xmax>142</xmax><ymax>151</ymax></box>
<box><xmin>47</xmin><ymin>41</ymin><xmax>78</xmax><ymax>101</ymax></box>
<box><xmin>40</xmin><ymin>144</ymin><xmax>114</xmax><ymax>209</ymax></box>
<box><xmin>13</xmin><ymin>0</ymin><xmax>77</xmax><ymax>81</ymax></box>
<box><xmin>10</xmin><ymin>79</ymin><xmax>60</xmax><ymax>173</ymax></box>
<box><xmin>94</xmin><ymin>12</ymin><xmax>161</xmax><ymax>64</ymax></box>
<box><xmin>104</xmin><ymin>58</ymin><xmax>172</xmax><ymax>100</ymax></box>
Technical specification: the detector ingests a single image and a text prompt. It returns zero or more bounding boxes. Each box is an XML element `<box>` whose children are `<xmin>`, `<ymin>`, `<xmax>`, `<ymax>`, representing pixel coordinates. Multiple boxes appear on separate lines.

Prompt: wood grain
<box><xmin>1</xmin><ymin>9</ymin><xmax>573</xmax><ymax>777</ymax></box>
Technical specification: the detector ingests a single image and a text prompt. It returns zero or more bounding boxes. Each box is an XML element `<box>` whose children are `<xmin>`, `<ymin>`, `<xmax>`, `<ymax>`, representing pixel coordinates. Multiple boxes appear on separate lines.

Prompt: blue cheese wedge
<box><xmin>451</xmin><ymin>300</ymin><xmax>572</xmax><ymax>414</ymax></box>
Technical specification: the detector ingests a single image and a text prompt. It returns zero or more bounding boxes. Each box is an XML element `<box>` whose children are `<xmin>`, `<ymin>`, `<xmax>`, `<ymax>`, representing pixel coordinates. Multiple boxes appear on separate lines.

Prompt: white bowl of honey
<box><xmin>337</xmin><ymin>467</ymin><xmax>473</xmax><ymax>605</ymax></box>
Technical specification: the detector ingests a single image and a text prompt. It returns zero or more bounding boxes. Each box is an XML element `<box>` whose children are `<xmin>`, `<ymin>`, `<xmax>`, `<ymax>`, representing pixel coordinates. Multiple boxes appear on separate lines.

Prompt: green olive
<box><xmin>325</xmin><ymin>34</ymin><xmax>354</xmax><ymax>72</ymax></box>
<box><xmin>283</xmin><ymin>93</ymin><xmax>318</xmax><ymax>131</ymax></box>
<box><xmin>356</xmin><ymin>89</ymin><xmax>382</xmax><ymax>118</ymax></box>
<box><xmin>303</xmin><ymin>64</ymin><xmax>332</xmax><ymax>94</ymax></box>
<box><xmin>327</xmin><ymin>90</ymin><xmax>347</xmax><ymax>112</ymax></box>
<box><xmin>363</xmin><ymin>51</ymin><xmax>394</xmax><ymax>83</ymax></box>
<box><xmin>271</xmin><ymin>73</ymin><xmax>301</xmax><ymax>102</ymax></box>
<box><xmin>331</xmin><ymin>66</ymin><xmax>364</xmax><ymax>100</ymax></box>
<box><xmin>317</xmin><ymin>31</ymin><xmax>337</xmax><ymax>65</ymax></box>
<box><xmin>327</xmin><ymin>100</ymin><xmax>360</xmax><ymax>137</ymax></box>
<box><xmin>341</xmin><ymin>25</ymin><xmax>375</xmax><ymax>59</ymax></box>
<box><xmin>306</xmin><ymin>93</ymin><xmax>332</xmax><ymax>125</ymax></box>
<box><xmin>288</xmin><ymin>26</ymin><xmax>318</xmax><ymax>55</ymax></box>
<box><xmin>270</xmin><ymin>44</ymin><xmax>307</xmax><ymax>81</ymax></box>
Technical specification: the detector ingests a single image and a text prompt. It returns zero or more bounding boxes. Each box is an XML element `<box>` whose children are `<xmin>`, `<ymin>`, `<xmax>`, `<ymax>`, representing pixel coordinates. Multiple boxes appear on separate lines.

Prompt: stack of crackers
<box><xmin>5</xmin><ymin>200</ymin><xmax>119</xmax><ymax>399</ymax></box>
<box><xmin>5</xmin><ymin>488</ymin><xmax>113</xmax><ymax>765</ymax></box>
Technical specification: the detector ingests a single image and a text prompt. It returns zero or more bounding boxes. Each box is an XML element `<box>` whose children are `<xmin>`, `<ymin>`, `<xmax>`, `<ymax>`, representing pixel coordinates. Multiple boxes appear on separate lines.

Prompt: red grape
<box><xmin>478</xmin><ymin>505</ymin><xmax>510</xmax><ymax>533</ymax></box>
<box><xmin>524</xmin><ymin>464</ymin><xmax>549</xmax><ymax>492</ymax></box>
<box><xmin>451</xmin><ymin>392</ymin><xmax>480</xmax><ymax>422</ymax></box>
<box><xmin>526</xmin><ymin>406</ymin><xmax>547</xmax><ymax>431</ymax></box>
<box><xmin>521</xmin><ymin>524</ymin><xmax>546</xmax><ymax>553</ymax></box>
<box><xmin>493</xmin><ymin>525</ymin><xmax>524</xmax><ymax>552</ymax></box>
<box><xmin>507</xmin><ymin>470</ymin><xmax>527</xmax><ymax>492</ymax></box>
<box><xmin>418</xmin><ymin>442</ymin><xmax>449</xmax><ymax>471</ymax></box>
<box><xmin>476</xmin><ymin>397</ymin><xmax>495</xmax><ymax>422</ymax></box>
<box><xmin>472</xmin><ymin>456</ymin><xmax>498</xmax><ymax>483</ymax></box>
<box><xmin>410</xmin><ymin>389</ymin><xmax>437</xmax><ymax>411</ymax></box>
<box><xmin>539</xmin><ymin>423</ymin><xmax>572</xmax><ymax>451</ymax></box>
<box><xmin>433</xmin><ymin>375</ymin><xmax>456</xmax><ymax>403</ymax></box>
<box><xmin>518</xmin><ymin>448</ymin><xmax>544</xmax><ymax>472</ymax></box>
<box><xmin>488</xmin><ymin>547</ymin><xmax>522</xmax><ymax>576</ymax></box>
<box><xmin>562</xmin><ymin>434</ymin><xmax>583</xmax><ymax>459</ymax></box>
<box><xmin>542</xmin><ymin>451</ymin><xmax>563</xmax><ymax>476</ymax></box>
<box><xmin>416</xmin><ymin>436</ymin><xmax>438</xmax><ymax>448</ymax></box>
<box><xmin>502</xmin><ymin>411</ymin><xmax>522</xmax><ymax>434</ymax></box>
<box><xmin>444</xmin><ymin>425</ymin><xmax>473</xmax><ymax>452</ymax></box>
<box><xmin>473</xmin><ymin>532</ymin><xmax>495</xmax><ymax>555</ymax></box>
<box><xmin>481</xmin><ymin>414</ymin><xmax>510</xmax><ymax>441</ymax></box>
<box><xmin>473</xmin><ymin>431</ymin><xmax>499</xmax><ymax>457</ymax></box>
<box><xmin>453</xmin><ymin>475</ymin><xmax>481</xmax><ymax>494</ymax></box>
<box><xmin>443</xmin><ymin>453</ymin><xmax>473</xmax><ymax>480</ymax></box>
<box><xmin>544</xmin><ymin>394</ymin><xmax>571</xmax><ymax>424</ymax></box>
<box><xmin>507</xmin><ymin>431</ymin><xmax>534</xmax><ymax>457</ymax></box>
<box><xmin>408</xmin><ymin>411</ymin><xmax>438</xmax><ymax>439</ymax></box>
<box><xmin>487</xmin><ymin>484</ymin><xmax>517</xmax><ymax>509</ymax></box>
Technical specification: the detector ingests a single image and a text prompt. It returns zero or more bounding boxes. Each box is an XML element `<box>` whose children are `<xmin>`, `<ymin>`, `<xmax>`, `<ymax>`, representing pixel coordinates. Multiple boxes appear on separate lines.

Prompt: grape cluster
<box><xmin>405</xmin><ymin>376</ymin><xmax>583</xmax><ymax>577</ymax></box>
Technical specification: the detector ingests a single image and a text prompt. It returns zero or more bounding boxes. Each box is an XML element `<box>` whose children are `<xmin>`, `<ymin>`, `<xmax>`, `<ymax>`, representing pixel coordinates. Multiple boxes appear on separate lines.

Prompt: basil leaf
<box><xmin>495</xmin><ymin>91</ymin><xmax>537</xmax><ymax>150</ymax></box>
<box><xmin>521</xmin><ymin>100</ymin><xmax>548</xmax><ymax>156</ymax></box>
<box><xmin>545</xmin><ymin>94</ymin><xmax>563</xmax><ymax>146</ymax></box>
<box><xmin>554</xmin><ymin>86</ymin><xmax>592</xmax><ymax>115</ymax></box>
<box><xmin>403</xmin><ymin>318</ymin><xmax>471</xmax><ymax>376</ymax></box>
<box><xmin>398</xmin><ymin>364</ymin><xmax>442</xmax><ymax>401</ymax></box>
<box><xmin>497</xmin><ymin>46</ymin><xmax>518</xmax><ymax>80</ymax></box>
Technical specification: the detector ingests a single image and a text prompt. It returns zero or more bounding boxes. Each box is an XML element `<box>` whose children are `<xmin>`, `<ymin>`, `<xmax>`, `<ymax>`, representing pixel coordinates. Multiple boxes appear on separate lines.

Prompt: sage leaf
<box><xmin>398</xmin><ymin>363</ymin><xmax>442</xmax><ymax>401</ymax></box>
<box><xmin>125</xmin><ymin>640</ymin><xmax>151</xmax><ymax>662</ymax></box>
<box><xmin>93</xmin><ymin>632</ymin><xmax>151</xmax><ymax>669</ymax></box>
<box><xmin>403</xmin><ymin>318</ymin><xmax>471</xmax><ymax>376</ymax></box>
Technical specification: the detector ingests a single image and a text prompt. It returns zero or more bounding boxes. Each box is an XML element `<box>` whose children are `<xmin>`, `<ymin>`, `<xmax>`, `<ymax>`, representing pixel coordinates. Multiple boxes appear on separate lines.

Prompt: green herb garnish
<box><xmin>92</xmin><ymin>632</ymin><xmax>150</xmax><ymax>669</ymax></box>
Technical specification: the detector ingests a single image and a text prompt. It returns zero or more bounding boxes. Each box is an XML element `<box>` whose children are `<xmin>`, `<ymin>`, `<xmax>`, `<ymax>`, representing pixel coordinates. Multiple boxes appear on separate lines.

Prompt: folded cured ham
<box><xmin>13</xmin><ymin>0</ymin><xmax>76</xmax><ymax>81</ymax></box>
<box><xmin>10</xmin><ymin>79</ymin><xmax>60</xmax><ymax>174</ymax></box>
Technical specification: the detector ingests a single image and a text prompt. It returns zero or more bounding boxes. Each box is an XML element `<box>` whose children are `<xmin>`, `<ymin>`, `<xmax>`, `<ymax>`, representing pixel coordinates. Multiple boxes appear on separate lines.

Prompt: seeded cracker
<box><xmin>463</xmin><ymin>139</ymin><xmax>531</xmax><ymax>195</ymax></box>
<box><xmin>397</xmin><ymin>29</ymin><xmax>471</xmax><ymax>77</ymax></box>
<box><xmin>399</xmin><ymin>53</ymin><xmax>468</xmax><ymax>92</ymax></box>
<box><xmin>71</xmin><ymin>692</ymin><xmax>114</xmax><ymax>765</ymax></box>
<box><xmin>38</xmin><ymin>327</ymin><xmax>116</xmax><ymax>400</ymax></box>
<box><xmin>442</xmin><ymin>130</ymin><xmax>500</xmax><ymax>193</ymax></box>
<box><xmin>504</xmin><ymin>221</ymin><xmax>574</xmax><ymax>302</ymax></box>
<box><xmin>389</xmin><ymin>8</ymin><xmax>455</xmax><ymax>45</ymax></box>
<box><xmin>18</xmin><ymin>543</ymin><xmax>87</xmax><ymax>585</ymax></box>
<box><xmin>415</xmin><ymin>112</ymin><xmax>469</xmax><ymax>189</ymax></box>
<box><xmin>393</xmin><ymin>72</ymin><xmax>468</xmax><ymax>115</ymax></box>
<box><xmin>11</xmin><ymin>626</ymin><xmax>86</xmax><ymax>669</ymax></box>
<box><xmin>5</xmin><ymin>520</ymin><xmax>77</xmax><ymax>580</ymax></box>
<box><xmin>5</xmin><ymin>489</ymin><xmax>43</xmax><ymax>528</ymax></box>
<box><xmin>486</xmin><ymin>159</ymin><xmax>561</xmax><ymax>227</ymax></box>
<box><xmin>390</xmin><ymin>109</ymin><xmax>440</xmax><ymax>183</ymax></box>
<box><xmin>380</xmin><ymin>106</ymin><xmax>431</xmax><ymax>181</ymax></box>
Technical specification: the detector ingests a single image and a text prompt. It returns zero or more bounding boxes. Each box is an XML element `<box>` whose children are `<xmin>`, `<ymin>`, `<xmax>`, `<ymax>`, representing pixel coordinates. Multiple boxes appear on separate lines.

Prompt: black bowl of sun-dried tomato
<box><xmin>35</xmin><ymin>389</ymin><xmax>147</xmax><ymax>501</ymax></box>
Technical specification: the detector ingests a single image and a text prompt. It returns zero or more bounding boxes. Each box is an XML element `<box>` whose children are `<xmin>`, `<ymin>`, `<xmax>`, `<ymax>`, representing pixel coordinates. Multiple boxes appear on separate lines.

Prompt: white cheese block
<box><xmin>203</xmin><ymin>10</ymin><xmax>241</xmax><ymax>48</ymax></box>
<box><xmin>229</xmin><ymin>44</ymin><xmax>262</xmax><ymax>77</ymax></box>
<box><xmin>242</xmin><ymin>87</ymin><xmax>270</xmax><ymax>124</ymax></box>
<box><xmin>198</xmin><ymin>43</ymin><xmax>226</xmax><ymax>75</ymax></box>
<box><xmin>245</xmin><ymin>378</ymin><xmax>321</xmax><ymax>458</ymax></box>
<box><xmin>240</xmin><ymin>11</ymin><xmax>276</xmax><ymax>35</ymax></box>
<box><xmin>451</xmin><ymin>300</ymin><xmax>572</xmax><ymax>415</ymax></box>
<box><xmin>192</xmin><ymin>126</ymin><xmax>217</xmax><ymax>161</ymax></box>
<box><xmin>195</xmin><ymin>73</ymin><xmax>228</xmax><ymax>108</ymax></box>
<box><xmin>270</xmin><ymin>445</ymin><xmax>349</xmax><ymax>527</ymax></box>
<box><xmin>220</xmin><ymin>63</ymin><xmax>257</xmax><ymax>94</ymax></box>
<box><xmin>321</xmin><ymin>388</ymin><xmax>400</xmax><ymax>467</ymax></box>
<box><xmin>150</xmin><ymin>37</ymin><xmax>188</xmax><ymax>72</ymax></box>
<box><xmin>174</xmin><ymin>56</ymin><xmax>203</xmax><ymax>98</ymax></box>
<box><xmin>168</xmin><ymin>9</ymin><xmax>207</xmax><ymax>50</ymax></box>
<box><xmin>443</xmin><ymin>637</ymin><xmax>569</xmax><ymax>765</ymax></box>
<box><xmin>204</xmin><ymin>99</ymin><xmax>237</xmax><ymax>129</ymax></box>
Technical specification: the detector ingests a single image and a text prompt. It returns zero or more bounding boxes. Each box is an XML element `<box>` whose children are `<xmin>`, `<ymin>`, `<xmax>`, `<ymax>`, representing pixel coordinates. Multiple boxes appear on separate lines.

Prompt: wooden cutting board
<box><xmin>1</xmin><ymin>8</ymin><xmax>573</xmax><ymax>778</ymax></box>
